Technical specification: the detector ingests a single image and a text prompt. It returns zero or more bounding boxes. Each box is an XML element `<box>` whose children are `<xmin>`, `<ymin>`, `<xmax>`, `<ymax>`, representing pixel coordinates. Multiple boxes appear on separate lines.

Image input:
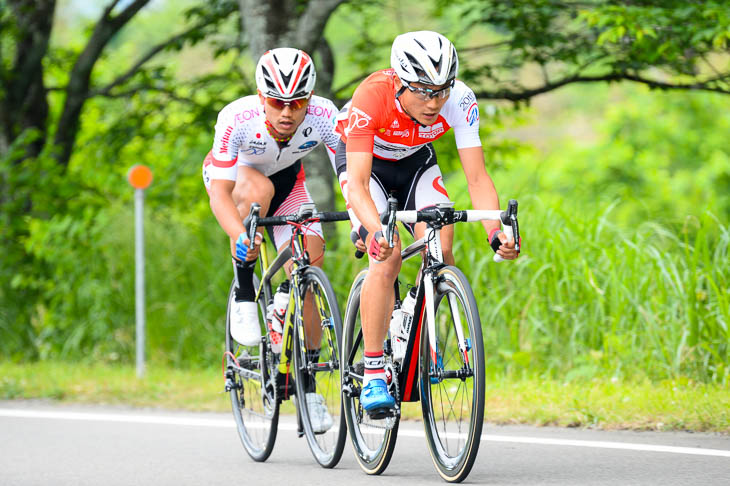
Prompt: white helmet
<box><xmin>391</xmin><ymin>31</ymin><xmax>458</xmax><ymax>86</ymax></box>
<box><xmin>255</xmin><ymin>48</ymin><xmax>316</xmax><ymax>99</ymax></box>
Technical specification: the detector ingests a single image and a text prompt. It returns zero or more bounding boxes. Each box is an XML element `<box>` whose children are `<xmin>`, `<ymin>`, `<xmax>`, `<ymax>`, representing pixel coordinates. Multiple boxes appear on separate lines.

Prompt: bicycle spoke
<box><xmin>293</xmin><ymin>267</ymin><xmax>346</xmax><ymax>468</ymax></box>
<box><xmin>421</xmin><ymin>267</ymin><xmax>485</xmax><ymax>482</ymax></box>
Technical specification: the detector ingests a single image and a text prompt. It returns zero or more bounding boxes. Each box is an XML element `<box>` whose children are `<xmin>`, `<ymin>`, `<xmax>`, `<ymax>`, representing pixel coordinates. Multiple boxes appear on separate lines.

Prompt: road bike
<box><xmin>223</xmin><ymin>203</ymin><xmax>350</xmax><ymax>468</ymax></box>
<box><xmin>341</xmin><ymin>198</ymin><xmax>520</xmax><ymax>482</ymax></box>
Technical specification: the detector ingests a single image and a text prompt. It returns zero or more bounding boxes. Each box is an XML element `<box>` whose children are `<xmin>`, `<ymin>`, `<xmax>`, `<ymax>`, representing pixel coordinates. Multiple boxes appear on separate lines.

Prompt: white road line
<box><xmin>2</xmin><ymin>409</ymin><xmax>729</xmax><ymax>458</ymax></box>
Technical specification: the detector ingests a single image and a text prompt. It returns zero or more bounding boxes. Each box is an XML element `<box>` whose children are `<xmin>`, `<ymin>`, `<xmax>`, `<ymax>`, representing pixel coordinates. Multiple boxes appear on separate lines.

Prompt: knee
<box><xmin>369</xmin><ymin>254</ymin><xmax>402</xmax><ymax>283</ymax></box>
<box><xmin>232</xmin><ymin>178</ymin><xmax>274</xmax><ymax>218</ymax></box>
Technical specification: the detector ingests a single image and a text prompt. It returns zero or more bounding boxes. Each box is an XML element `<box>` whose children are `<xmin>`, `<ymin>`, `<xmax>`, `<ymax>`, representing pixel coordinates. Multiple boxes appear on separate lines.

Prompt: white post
<box><xmin>135</xmin><ymin>187</ymin><xmax>146</xmax><ymax>378</ymax></box>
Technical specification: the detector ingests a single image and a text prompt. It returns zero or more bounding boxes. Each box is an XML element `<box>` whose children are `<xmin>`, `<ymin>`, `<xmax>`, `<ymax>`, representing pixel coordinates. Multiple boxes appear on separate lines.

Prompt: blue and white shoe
<box><xmin>361</xmin><ymin>379</ymin><xmax>395</xmax><ymax>417</ymax></box>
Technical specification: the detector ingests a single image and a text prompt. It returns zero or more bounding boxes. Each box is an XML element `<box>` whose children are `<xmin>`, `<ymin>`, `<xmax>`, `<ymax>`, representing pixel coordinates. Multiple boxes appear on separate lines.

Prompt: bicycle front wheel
<box><xmin>341</xmin><ymin>270</ymin><xmax>399</xmax><ymax>475</ymax></box>
<box><xmin>420</xmin><ymin>266</ymin><xmax>485</xmax><ymax>483</ymax></box>
<box><xmin>225</xmin><ymin>277</ymin><xmax>279</xmax><ymax>462</ymax></box>
<box><xmin>292</xmin><ymin>266</ymin><xmax>347</xmax><ymax>468</ymax></box>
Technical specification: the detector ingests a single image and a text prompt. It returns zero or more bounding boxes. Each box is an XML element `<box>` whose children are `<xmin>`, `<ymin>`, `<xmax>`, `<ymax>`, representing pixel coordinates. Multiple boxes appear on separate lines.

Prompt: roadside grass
<box><xmin>2</xmin><ymin>361</ymin><xmax>727</xmax><ymax>433</ymax></box>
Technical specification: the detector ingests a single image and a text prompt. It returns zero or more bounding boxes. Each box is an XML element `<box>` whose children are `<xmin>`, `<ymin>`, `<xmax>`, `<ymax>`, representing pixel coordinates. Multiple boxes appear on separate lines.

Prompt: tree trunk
<box><xmin>1</xmin><ymin>0</ymin><xmax>56</xmax><ymax>160</ymax></box>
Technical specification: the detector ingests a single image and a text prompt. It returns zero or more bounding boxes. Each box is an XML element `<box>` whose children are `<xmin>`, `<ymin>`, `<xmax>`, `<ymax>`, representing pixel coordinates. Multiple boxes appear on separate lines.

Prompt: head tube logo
<box><xmin>466</xmin><ymin>103</ymin><xmax>479</xmax><ymax>126</ymax></box>
<box><xmin>298</xmin><ymin>141</ymin><xmax>318</xmax><ymax>150</ymax></box>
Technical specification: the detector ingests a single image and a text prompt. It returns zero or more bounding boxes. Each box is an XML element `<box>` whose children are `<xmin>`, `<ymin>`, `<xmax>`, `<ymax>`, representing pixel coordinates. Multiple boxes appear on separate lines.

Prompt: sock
<box><xmin>233</xmin><ymin>258</ymin><xmax>256</xmax><ymax>302</ymax></box>
<box><xmin>363</xmin><ymin>351</ymin><xmax>386</xmax><ymax>386</ymax></box>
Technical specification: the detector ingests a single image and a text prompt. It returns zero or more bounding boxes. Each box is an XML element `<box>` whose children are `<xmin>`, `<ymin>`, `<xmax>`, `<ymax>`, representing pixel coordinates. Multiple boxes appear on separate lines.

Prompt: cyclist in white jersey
<box><xmin>203</xmin><ymin>49</ymin><xmax>339</xmax><ymax>431</ymax></box>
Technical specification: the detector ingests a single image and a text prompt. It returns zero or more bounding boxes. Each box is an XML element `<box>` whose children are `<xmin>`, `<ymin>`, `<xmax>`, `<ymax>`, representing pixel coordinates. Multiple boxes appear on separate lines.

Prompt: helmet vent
<box><xmin>405</xmin><ymin>53</ymin><xmax>428</xmax><ymax>81</ymax></box>
<box><xmin>281</xmin><ymin>70</ymin><xmax>293</xmax><ymax>87</ymax></box>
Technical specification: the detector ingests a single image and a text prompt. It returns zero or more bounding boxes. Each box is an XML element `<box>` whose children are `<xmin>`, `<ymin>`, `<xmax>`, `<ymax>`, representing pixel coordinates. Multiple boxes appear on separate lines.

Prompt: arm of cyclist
<box><xmin>457</xmin><ymin>146</ymin><xmax>519</xmax><ymax>260</ymax></box>
<box><xmin>346</xmin><ymin>151</ymin><xmax>395</xmax><ymax>262</ymax></box>
<box><xmin>208</xmin><ymin>178</ymin><xmax>263</xmax><ymax>261</ymax></box>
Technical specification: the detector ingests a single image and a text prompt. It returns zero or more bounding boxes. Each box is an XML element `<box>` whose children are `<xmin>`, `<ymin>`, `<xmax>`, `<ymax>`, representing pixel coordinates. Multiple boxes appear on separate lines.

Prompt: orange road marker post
<box><xmin>127</xmin><ymin>165</ymin><xmax>153</xmax><ymax>378</ymax></box>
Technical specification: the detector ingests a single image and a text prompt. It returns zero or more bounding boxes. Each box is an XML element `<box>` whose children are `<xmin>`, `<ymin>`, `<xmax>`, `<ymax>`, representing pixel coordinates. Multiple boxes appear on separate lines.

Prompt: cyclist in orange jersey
<box><xmin>334</xmin><ymin>31</ymin><xmax>519</xmax><ymax>415</ymax></box>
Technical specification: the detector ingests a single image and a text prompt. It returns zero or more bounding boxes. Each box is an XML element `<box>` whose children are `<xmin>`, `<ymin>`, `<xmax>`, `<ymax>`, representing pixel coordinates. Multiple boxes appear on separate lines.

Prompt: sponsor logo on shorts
<box><xmin>432</xmin><ymin>176</ymin><xmax>449</xmax><ymax>198</ymax></box>
<box><xmin>298</xmin><ymin>141</ymin><xmax>318</xmax><ymax>150</ymax></box>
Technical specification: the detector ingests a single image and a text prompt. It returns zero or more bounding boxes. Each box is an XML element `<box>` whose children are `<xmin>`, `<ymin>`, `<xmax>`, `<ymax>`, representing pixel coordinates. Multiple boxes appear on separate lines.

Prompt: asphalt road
<box><xmin>1</xmin><ymin>401</ymin><xmax>728</xmax><ymax>485</ymax></box>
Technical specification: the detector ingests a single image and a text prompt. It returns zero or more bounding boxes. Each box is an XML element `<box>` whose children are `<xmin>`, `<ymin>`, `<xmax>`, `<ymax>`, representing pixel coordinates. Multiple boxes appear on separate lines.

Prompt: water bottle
<box><xmin>390</xmin><ymin>287</ymin><xmax>417</xmax><ymax>362</ymax></box>
<box><xmin>266</xmin><ymin>280</ymin><xmax>289</xmax><ymax>353</ymax></box>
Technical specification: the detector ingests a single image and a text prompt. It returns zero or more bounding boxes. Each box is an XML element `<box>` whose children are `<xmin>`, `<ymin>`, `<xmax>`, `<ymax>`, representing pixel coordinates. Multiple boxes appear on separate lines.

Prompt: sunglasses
<box><xmin>405</xmin><ymin>80</ymin><xmax>454</xmax><ymax>101</ymax></box>
<box><xmin>265</xmin><ymin>96</ymin><xmax>310</xmax><ymax>111</ymax></box>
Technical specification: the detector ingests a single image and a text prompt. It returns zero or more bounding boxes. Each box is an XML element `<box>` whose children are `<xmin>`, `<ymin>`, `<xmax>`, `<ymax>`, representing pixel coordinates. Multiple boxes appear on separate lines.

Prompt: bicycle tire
<box><xmin>341</xmin><ymin>270</ymin><xmax>399</xmax><ymax>475</ymax></box>
<box><xmin>419</xmin><ymin>266</ymin><xmax>485</xmax><ymax>482</ymax></box>
<box><xmin>225</xmin><ymin>277</ymin><xmax>279</xmax><ymax>462</ymax></box>
<box><xmin>292</xmin><ymin>266</ymin><xmax>347</xmax><ymax>468</ymax></box>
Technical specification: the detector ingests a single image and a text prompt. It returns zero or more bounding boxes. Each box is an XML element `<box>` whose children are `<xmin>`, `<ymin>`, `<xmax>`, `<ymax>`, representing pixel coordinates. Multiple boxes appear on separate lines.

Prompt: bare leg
<box><xmin>361</xmin><ymin>239</ymin><xmax>403</xmax><ymax>354</ymax></box>
<box><xmin>230</xmin><ymin>165</ymin><xmax>275</xmax><ymax>257</ymax></box>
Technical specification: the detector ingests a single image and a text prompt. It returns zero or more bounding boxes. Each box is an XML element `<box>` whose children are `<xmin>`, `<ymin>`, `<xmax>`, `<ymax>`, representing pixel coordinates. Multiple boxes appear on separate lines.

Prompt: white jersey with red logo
<box><xmin>335</xmin><ymin>69</ymin><xmax>481</xmax><ymax>160</ymax></box>
<box><xmin>204</xmin><ymin>94</ymin><xmax>339</xmax><ymax>183</ymax></box>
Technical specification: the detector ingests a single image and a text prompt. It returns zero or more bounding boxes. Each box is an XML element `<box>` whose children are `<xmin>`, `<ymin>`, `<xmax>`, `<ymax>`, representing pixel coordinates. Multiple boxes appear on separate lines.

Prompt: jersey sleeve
<box><xmin>208</xmin><ymin>104</ymin><xmax>241</xmax><ymax>181</ymax></box>
<box><xmin>342</xmin><ymin>83</ymin><xmax>383</xmax><ymax>153</ymax></box>
<box><xmin>313</xmin><ymin>97</ymin><xmax>340</xmax><ymax>171</ymax></box>
<box><xmin>447</xmin><ymin>82</ymin><xmax>482</xmax><ymax>149</ymax></box>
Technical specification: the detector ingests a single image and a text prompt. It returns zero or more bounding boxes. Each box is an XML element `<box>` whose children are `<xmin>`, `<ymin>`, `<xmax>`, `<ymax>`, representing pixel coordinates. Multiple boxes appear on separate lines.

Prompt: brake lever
<box><xmin>242</xmin><ymin>203</ymin><xmax>261</xmax><ymax>250</ymax></box>
<box><xmin>508</xmin><ymin>199</ymin><xmax>520</xmax><ymax>252</ymax></box>
<box><xmin>386</xmin><ymin>196</ymin><xmax>397</xmax><ymax>247</ymax></box>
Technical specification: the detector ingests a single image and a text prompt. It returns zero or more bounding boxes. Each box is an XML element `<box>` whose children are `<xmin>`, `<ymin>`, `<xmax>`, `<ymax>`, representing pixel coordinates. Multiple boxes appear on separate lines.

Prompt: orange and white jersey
<box><xmin>335</xmin><ymin>69</ymin><xmax>481</xmax><ymax>160</ymax></box>
<box><xmin>204</xmin><ymin>94</ymin><xmax>339</xmax><ymax>184</ymax></box>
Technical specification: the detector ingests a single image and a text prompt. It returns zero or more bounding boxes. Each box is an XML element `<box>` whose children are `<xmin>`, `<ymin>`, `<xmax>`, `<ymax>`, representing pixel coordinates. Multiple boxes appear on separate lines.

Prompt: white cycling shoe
<box><xmin>230</xmin><ymin>300</ymin><xmax>261</xmax><ymax>346</ymax></box>
<box><xmin>306</xmin><ymin>392</ymin><xmax>334</xmax><ymax>433</ymax></box>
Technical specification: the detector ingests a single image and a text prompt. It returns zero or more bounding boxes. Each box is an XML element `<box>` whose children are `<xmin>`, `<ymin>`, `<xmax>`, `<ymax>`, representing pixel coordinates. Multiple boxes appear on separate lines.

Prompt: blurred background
<box><xmin>1</xmin><ymin>0</ymin><xmax>728</xmax><ymax>410</ymax></box>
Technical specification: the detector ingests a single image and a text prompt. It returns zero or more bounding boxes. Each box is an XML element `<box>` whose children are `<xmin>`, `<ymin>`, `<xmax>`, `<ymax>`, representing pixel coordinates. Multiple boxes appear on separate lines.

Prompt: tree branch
<box><xmin>332</xmin><ymin>72</ymin><xmax>370</xmax><ymax>97</ymax></box>
<box><xmin>475</xmin><ymin>71</ymin><xmax>730</xmax><ymax>102</ymax></box>
<box><xmin>53</xmin><ymin>0</ymin><xmax>151</xmax><ymax>167</ymax></box>
<box><xmin>91</xmin><ymin>22</ymin><xmax>209</xmax><ymax>97</ymax></box>
<box><xmin>94</xmin><ymin>85</ymin><xmax>198</xmax><ymax>105</ymax></box>
<box><xmin>295</xmin><ymin>0</ymin><xmax>347</xmax><ymax>54</ymax></box>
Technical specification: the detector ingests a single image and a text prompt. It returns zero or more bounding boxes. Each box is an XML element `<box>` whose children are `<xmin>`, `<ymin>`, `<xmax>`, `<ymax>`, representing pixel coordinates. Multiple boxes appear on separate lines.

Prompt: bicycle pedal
<box><xmin>366</xmin><ymin>407</ymin><xmax>396</xmax><ymax>420</ymax></box>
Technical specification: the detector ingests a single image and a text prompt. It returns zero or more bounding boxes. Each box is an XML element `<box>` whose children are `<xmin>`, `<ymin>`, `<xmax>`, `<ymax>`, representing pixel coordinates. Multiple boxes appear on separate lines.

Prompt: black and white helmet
<box><xmin>255</xmin><ymin>48</ymin><xmax>316</xmax><ymax>99</ymax></box>
<box><xmin>391</xmin><ymin>31</ymin><xmax>458</xmax><ymax>87</ymax></box>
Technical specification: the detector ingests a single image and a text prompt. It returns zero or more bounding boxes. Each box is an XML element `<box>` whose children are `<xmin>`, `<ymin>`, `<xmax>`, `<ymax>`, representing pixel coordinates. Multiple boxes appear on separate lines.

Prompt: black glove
<box><xmin>489</xmin><ymin>229</ymin><xmax>502</xmax><ymax>253</ymax></box>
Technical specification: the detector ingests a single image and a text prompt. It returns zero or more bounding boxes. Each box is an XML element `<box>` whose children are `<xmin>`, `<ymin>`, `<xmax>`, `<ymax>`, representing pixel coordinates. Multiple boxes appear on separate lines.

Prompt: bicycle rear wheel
<box><xmin>225</xmin><ymin>277</ymin><xmax>279</xmax><ymax>462</ymax></box>
<box><xmin>292</xmin><ymin>266</ymin><xmax>347</xmax><ymax>468</ymax></box>
<box><xmin>420</xmin><ymin>266</ymin><xmax>485</xmax><ymax>483</ymax></box>
<box><xmin>341</xmin><ymin>270</ymin><xmax>399</xmax><ymax>475</ymax></box>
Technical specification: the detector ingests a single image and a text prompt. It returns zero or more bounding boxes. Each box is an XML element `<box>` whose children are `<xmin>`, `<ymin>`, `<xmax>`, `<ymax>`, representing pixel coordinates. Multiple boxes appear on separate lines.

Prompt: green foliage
<box><xmin>2</xmin><ymin>0</ymin><xmax>730</xmax><ymax>391</ymax></box>
<box><xmin>437</xmin><ymin>0</ymin><xmax>730</xmax><ymax>98</ymax></box>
